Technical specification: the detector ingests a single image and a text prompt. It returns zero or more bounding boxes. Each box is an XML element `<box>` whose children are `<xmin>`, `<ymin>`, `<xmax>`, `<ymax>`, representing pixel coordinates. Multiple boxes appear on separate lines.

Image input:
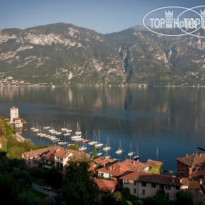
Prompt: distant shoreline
<box><xmin>1</xmin><ymin>84</ymin><xmax>205</xmax><ymax>88</ymax></box>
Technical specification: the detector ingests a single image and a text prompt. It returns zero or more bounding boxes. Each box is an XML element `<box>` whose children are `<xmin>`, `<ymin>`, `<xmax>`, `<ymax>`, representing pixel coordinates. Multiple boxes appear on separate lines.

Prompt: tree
<box><xmin>68</xmin><ymin>144</ymin><xmax>79</xmax><ymax>151</ymax></box>
<box><xmin>143</xmin><ymin>191</ymin><xmax>169</xmax><ymax>205</ymax></box>
<box><xmin>92</xmin><ymin>144</ymin><xmax>97</xmax><ymax>158</ymax></box>
<box><xmin>176</xmin><ymin>191</ymin><xmax>193</xmax><ymax>205</ymax></box>
<box><xmin>44</xmin><ymin>167</ymin><xmax>62</xmax><ymax>188</ymax></box>
<box><xmin>63</xmin><ymin>161</ymin><xmax>98</xmax><ymax>205</ymax></box>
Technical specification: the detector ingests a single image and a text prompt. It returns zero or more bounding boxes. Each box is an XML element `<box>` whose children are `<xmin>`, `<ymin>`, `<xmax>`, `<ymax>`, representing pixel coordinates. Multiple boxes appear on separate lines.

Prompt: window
<box><xmin>142</xmin><ymin>189</ymin><xmax>145</xmax><ymax>195</ymax></box>
<box><xmin>165</xmin><ymin>185</ymin><xmax>171</xmax><ymax>190</ymax></box>
<box><xmin>141</xmin><ymin>182</ymin><xmax>146</xmax><ymax>187</ymax></box>
<box><xmin>133</xmin><ymin>188</ymin><xmax>136</xmax><ymax>194</ymax></box>
<box><xmin>159</xmin><ymin>184</ymin><xmax>164</xmax><ymax>190</ymax></box>
<box><xmin>124</xmin><ymin>180</ymin><xmax>129</xmax><ymax>184</ymax></box>
<box><xmin>134</xmin><ymin>181</ymin><xmax>137</xmax><ymax>186</ymax></box>
<box><xmin>192</xmin><ymin>168</ymin><xmax>196</xmax><ymax>172</ymax></box>
<box><xmin>151</xmin><ymin>183</ymin><xmax>157</xmax><ymax>188</ymax></box>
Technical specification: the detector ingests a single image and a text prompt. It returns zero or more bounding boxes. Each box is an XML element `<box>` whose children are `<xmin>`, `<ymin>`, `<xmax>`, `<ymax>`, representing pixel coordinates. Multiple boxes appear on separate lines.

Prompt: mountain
<box><xmin>0</xmin><ymin>23</ymin><xmax>205</xmax><ymax>86</ymax></box>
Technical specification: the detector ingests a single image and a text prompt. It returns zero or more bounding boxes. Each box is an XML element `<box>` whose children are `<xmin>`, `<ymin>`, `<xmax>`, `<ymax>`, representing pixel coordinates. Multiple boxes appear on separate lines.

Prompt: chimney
<box><xmin>186</xmin><ymin>154</ymin><xmax>188</xmax><ymax>157</ymax></box>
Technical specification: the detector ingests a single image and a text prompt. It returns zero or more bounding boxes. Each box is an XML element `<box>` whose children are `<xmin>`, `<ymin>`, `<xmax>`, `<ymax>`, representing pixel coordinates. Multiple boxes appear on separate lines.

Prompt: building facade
<box><xmin>120</xmin><ymin>171</ymin><xmax>180</xmax><ymax>200</ymax></box>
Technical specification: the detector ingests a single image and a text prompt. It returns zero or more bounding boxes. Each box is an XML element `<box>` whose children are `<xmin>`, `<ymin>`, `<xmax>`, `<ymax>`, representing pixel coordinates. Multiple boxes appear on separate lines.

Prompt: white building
<box><xmin>10</xmin><ymin>106</ymin><xmax>23</xmax><ymax>128</ymax></box>
<box><xmin>10</xmin><ymin>106</ymin><xmax>19</xmax><ymax>122</ymax></box>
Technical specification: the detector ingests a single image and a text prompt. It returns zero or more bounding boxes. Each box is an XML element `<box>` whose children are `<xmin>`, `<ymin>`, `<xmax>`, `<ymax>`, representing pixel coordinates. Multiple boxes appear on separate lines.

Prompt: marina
<box><xmin>0</xmin><ymin>86</ymin><xmax>204</xmax><ymax>171</ymax></box>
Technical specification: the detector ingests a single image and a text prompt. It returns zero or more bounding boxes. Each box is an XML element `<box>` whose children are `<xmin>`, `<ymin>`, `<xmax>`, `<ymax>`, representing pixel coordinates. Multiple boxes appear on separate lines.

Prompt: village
<box><xmin>0</xmin><ymin>106</ymin><xmax>204</xmax><ymax>204</ymax></box>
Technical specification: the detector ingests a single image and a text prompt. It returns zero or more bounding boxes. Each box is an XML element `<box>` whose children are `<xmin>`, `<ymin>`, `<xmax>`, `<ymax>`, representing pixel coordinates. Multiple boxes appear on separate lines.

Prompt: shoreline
<box><xmin>15</xmin><ymin>132</ymin><xmax>26</xmax><ymax>142</ymax></box>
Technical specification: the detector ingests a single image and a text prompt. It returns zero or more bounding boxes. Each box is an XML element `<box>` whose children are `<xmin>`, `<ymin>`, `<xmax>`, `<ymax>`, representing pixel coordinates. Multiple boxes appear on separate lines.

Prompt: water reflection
<box><xmin>0</xmin><ymin>86</ymin><xmax>205</xmax><ymax>170</ymax></box>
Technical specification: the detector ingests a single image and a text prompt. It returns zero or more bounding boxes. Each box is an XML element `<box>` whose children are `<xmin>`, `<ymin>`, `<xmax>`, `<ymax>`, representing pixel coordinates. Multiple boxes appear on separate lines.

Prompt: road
<box><xmin>32</xmin><ymin>183</ymin><xmax>58</xmax><ymax>198</ymax></box>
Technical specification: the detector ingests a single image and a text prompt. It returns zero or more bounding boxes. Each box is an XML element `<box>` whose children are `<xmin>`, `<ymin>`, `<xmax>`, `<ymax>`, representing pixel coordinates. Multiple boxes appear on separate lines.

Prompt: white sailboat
<box><xmin>71</xmin><ymin>135</ymin><xmax>82</xmax><ymax>140</ymax></box>
<box><xmin>43</xmin><ymin>126</ymin><xmax>50</xmax><ymax>130</ymax></box>
<box><xmin>95</xmin><ymin>130</ymin><xmax>103</xmax><ymax>148</ymax></box>
<box><xmin>73</xmin><ymin>138</ymin><xmax>83</xmax><ymax>142</ymax></box>
<box><xmin>31</xmin><ymin>122</ymin><xmax>35</xmax><ymax>130</ymax></box>
<box><xmin>79</xmin><ymin>145</ymin><xmax>87</xmax><ymax>151</ymax></box>
<box><xmin>61</xmin><ymin>122</ymin><xmax>67</xmax><ymax>132</ymax></box>
<box><xmin>66</xmin><ymin>124</ymin><xmax>72</xmax><ymax>133</ymax></box>
<box><xmin>133</xmin><ymin>144</ymin><xmax>140</xmax><ymax>161</ymax></box>
<box><xmin>75</xmin><ymin>122</ymin><xmax>82</xmax><ymax>135</ymax></box>
<box><xmin>88</xmin><ymin>130</ymin><xmax>98</xmax><ymax>145</ymax></box>
<box><xmin>63</xmin><ymin>133</ymin><xmax>70</xmax><ymax>137</ymax></box>
<box><xmin>103</xmin><ymin>136</ymin><xmax>111</xmax><ymax>152</ymax></box>
<box><xmin>115</xmin><ymin>141</ymin><xmax>123</xmax><ymax>155</ymax></box>
<box><xmin>128</xmin><ymin>144</ymin><xmax>134</xmax><ymax>157</ymax></box>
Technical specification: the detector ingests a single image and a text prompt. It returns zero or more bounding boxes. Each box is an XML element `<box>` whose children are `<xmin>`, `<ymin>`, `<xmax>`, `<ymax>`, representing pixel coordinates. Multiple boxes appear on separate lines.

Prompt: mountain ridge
<box><xmin>0</xmin><ymin>23</ymin><xmax>205</xmax><ymax>86</ymax></box>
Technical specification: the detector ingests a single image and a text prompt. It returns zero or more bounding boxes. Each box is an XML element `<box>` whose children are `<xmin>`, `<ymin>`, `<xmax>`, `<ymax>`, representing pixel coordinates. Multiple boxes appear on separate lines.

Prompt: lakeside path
<box><xmin>15</xmin><ymin>132</ymin><xmax>26</xmax><ymax>142</ymax></box>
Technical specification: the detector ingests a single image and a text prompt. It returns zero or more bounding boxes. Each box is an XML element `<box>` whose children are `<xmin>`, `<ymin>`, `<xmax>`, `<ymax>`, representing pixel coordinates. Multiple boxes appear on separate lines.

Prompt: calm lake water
<box><xmin>0</xmin><ymin>86</ymin><xmax>205</xmax><ymax>172</ymax></box>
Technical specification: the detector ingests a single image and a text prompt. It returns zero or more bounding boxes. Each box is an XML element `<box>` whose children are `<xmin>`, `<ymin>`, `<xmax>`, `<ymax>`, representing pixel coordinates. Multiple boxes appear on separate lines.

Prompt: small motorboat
<box><xmin>133</xmin><ymin>155</ymin><xmax>140</xmax><ymax>161</ymax></box>
<box><xmin>198</xmin><ymin>146</ymin><xmax>205</xmax><ymax>151</ymax></box>
<box><xmin>82</xmin><ymin>140</ymin><xmax>89</xmax><ymax>143</ymax></box>
<box><xmin>43</xmin><ymin>126</ymin><xmax>50</xmax><ymax>130</ymax></box>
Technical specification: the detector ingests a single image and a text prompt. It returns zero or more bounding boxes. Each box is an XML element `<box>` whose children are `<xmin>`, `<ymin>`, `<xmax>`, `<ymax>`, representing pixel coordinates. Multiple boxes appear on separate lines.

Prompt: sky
<box><xmin>0</xmin><ymin>0</ymin><xmax>204</xmax><ymax>34</ymax></box>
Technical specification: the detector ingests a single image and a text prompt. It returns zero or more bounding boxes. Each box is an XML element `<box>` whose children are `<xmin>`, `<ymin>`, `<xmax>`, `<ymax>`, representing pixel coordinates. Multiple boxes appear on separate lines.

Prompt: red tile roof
<box><xmin>122</xmin><ymin>159</ymin><xmax>149</xmax><ymax>171</ymax></box>
<box><xmin>180</xmin><ymin>178</ymin><xmax>189</xmax><ymax>186</ymax></box>
<box><xmin>14</xmin><ymin>118</ymin><xmax>21</xmax><ymax>120</ymax></box>
<box><xmin>94</xmin><ymin>157</ymin><xmax>117</xmax><ymax>166</ymax></box>
<box><xmin>120</xmin><ymin>171</ymin><xmax>180</xmax><ymax>186</ymax></box>
<box><xmin>146</xmin><ymin>159</ymin><xmax>163</xmax><ymax>167</ymax></box>
<box><xmin>22</xmin><ymin>145</ymin><xmax>86</xmax><ymax>161</ymax></box>
<box><xmin>188</xmin><ymin>181</ymin><xmax>201</xmax><ymax>190</ymax></box>
<box><xmin>22</xmin><ymin>147</ymin><xmax>53</xmax><ymax>159</ymax></box>
<box><xmin>10</xmin><ymin>106</ymin><xmax>18</xmax><ymax>110</ymax></box>
<box><xmin>88</xmin><ymin>162</ymin><xmax>98</xmax><ymax>172</ymax></box>
<box><xmin>94</xmin><ymin>178</ymin><xmax>117</xmax><ymax>193</ymax></box>
<box><xmin>97</xmin><ymin>162</ymin><xmax>130</xmax><ymax>177</ymax></box>
<box><xmin>176</xmin><ymin>152</ymin><xmax>205</xmax><ymax>168</ymax></box>
<box><xmin>97</xmin><ymin>159</ymin><xmax>148</xmax><ymax>177</ymax></box>
<box><xmin>54</xmin><ymin>148</ymin><xmax>68</xmax><ymax>158</ymax></box>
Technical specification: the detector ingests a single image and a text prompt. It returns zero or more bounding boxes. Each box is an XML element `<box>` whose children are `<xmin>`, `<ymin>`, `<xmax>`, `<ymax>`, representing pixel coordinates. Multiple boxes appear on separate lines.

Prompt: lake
<box><xmin>0</xmin><ymin>86</ymin><xmax>205</xmax><ymax>172</ymax></box>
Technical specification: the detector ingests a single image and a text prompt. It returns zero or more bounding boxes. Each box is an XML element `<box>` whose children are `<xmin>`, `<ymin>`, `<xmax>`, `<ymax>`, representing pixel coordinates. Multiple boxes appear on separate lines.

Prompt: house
<box><xmin>22</xmin><ymin>146</ymin><xmax>65</xmax><ymax>167</ymax></box>
<box><xmin>176</xmin><ymin>152</ymin><xmax>205</xmax><ymax>180</ymax></box>
<box><xmin>22</xmin><ymin>145</ymin><xmax>87</xmax><ymax>170</ymax></box>
<box><xmin>94</xmin><ymin>178</ymin><xmax>117</xmax><ymax>200</ymax></box>
<box><xmin>10</xmin><ymin>106</ymin><xmax>19</xmax><ymax>123</ymax></box>
<box><xmin>180</xmin><ymin>179</ymin><xmax>205</xmax><ymax>204</ymax></box>
<box><xmin>146</xmin><ymin>159</ymin><xmax>163</xmax><ymax>174</ymax></box>
<box><xmin>93</xmin><ymin>157</ymin><xmax>118</xmax><ymax>167</ymax></box>
<box><xmin>10</xmin><ymin>106</ymin><xmax>23</xmax><ymax>128</ymax></box>
<box><xmin>14</xmin><ymin>117</ymin><xmax>23</xmax><ymax>128</ymax></box>
<box><xmin>120</xmin><ymin>171</ymin><xmax>180</xmax><ymax>200</ymax></box>
<box><xmin>96</xmin><ymin>159</ymin><xmax>149</xmax><ymax>181</ymax></box>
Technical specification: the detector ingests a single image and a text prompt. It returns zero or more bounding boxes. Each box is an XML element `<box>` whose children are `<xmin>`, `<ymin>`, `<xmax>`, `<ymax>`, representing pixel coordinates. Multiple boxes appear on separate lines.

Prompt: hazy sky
<box><xmin>0</xmin><ymin>0</ymin><xmax>204</xmax><ymax>33</ymax></box>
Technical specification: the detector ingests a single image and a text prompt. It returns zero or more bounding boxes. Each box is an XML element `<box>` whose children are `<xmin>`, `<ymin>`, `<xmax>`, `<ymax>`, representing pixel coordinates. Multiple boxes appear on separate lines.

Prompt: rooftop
<box><xmin>97</xmin><ymin>159</ymin><xmax>148</xmax><ymax>177</ymax></box>
<box><xmin>176</xmin><ymin>152</ymin><xmax>205</xmax><ymax>168</ymax></box>
<box><xmin>93</xmin><ymin>157</ymin><xmax>117</xmax><ymax>167</ymax></box>
<box><xmin>120</xmin><ymin>171</ymin><xmax>180</xmax><ymax>186</ymax></box>
<box><xmin>10</xmin><ymin>106</ymin><xmax>18</xmax><ymax>110</ymax></box>
<box><xmin>188</xmin><ymin>181</ymin><xmax>201</xmax><ymax>190</ymax></box>
<box><xmin>94</xmin><ymin>178</ymin><xmax>117</xmax><ymax>193</ymax></box>
<box><xmin>146</xmin><ymin>159</ymin><xmax>163</xmax><ymax>167</ymax></box>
